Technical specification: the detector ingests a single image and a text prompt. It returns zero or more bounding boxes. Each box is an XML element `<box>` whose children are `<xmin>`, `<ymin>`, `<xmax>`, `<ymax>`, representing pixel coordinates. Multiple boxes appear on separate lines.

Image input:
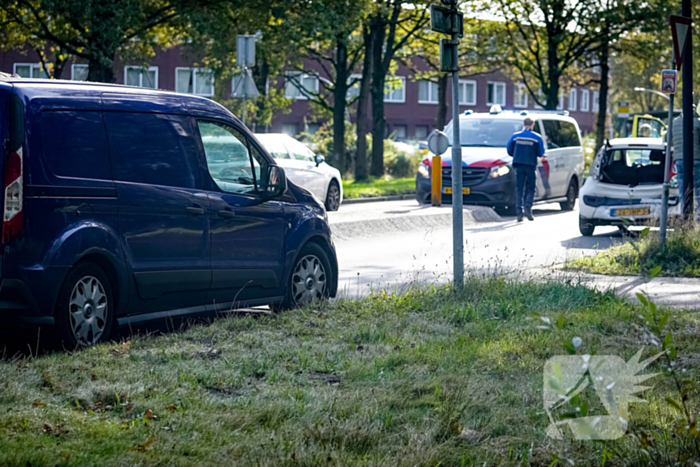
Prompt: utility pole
<box><xmin>235</xmin><ymin>35</ymin><xmax>259</xmax><ymax>127</ymax></box>
<box><xmin>681</xmin><ymin>0</ymin><xmax>693</xmax><ymax>220</ymax></box>
<box><xmin>660</xmin><ymin>64</ymin><xmax>676</xmax><ymax>247</ymax></box>
<box><xmin>430</xmin><ymin>0</ymin><xmax>464</xmax><ymax>288</ymax></box>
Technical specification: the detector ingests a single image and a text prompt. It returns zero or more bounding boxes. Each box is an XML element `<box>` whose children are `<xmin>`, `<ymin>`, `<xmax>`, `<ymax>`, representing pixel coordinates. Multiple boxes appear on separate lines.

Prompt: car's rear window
<box><xmin>600</xmin><ymin>148</ymin><xmax>666</xmax><ymax>185</ymax></box>
<box><xmin>41</xmin><ymin>110</ymin><xmax>113</xmax><ymax>181</ymax></box>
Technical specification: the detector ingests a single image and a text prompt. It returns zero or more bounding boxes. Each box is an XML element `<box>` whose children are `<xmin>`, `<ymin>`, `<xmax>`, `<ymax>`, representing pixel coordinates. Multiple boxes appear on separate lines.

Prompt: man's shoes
<box><xmin>517</xmin><ymin>212</ymin><xmax>524</xmax><ymax>222</ymax></box>
<box><xmin>525</xmin><ymin>209</ymin><xmax>534</xmax><ymax>221</ymax></box>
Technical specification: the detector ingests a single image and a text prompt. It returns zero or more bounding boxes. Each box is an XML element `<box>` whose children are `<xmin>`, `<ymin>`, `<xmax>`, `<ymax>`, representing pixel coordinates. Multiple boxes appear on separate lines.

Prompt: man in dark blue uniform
<box><xmin>507</xmin><ymin>118</ymin><xmax>545</xmax><ymax>222</ymax></box>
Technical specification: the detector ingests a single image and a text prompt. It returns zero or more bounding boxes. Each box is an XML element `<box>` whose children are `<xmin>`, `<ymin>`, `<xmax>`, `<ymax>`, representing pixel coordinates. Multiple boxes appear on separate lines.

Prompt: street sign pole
<box><xmin>660</xmin><ymin>62</ymin><xmax>676</xmax><ymax>248</ymax></box>
<box><xmin>450</xmin><ymin>23</ymin><xmax>463</xmax><ymax>289</ymax></box>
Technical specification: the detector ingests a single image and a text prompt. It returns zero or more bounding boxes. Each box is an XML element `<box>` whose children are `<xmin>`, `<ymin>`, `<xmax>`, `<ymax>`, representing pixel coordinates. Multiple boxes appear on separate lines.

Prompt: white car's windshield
<box><xmin>444</xmin><ymin>118</ymin><xmax>524</xmax><ymax>147</ymax></box>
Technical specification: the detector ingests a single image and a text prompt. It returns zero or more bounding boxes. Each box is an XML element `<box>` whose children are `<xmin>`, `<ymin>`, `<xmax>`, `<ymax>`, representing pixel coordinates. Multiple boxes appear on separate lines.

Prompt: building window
<box><xmin>418</xmin><ymin>80</ymin><xmax>438</xmax><ymax>104</ymax></box>
<box><xmin>392</xmin><ymin>125</ymin><xmax>407</xmax><ymax>140</ymax></box>
<box><xmin>282</xmin><ymin>123</ymin><xmax>298</xmax><ymax>136</ymax></box>
<box><xmin>384</xmin><ymin>76</ymin><xmax>406</xmax><ymax>103</ymax></box>
<box><xmin>415</xmin><ymin>125</ymin><xmax>429</xmax><ymax>140</ymax></box>
<box><xmin>487</xmin><ymin>82</ymin><xmax>506</xmax><ymax>106</ymax></box>
<box><xmin>175</xmin><ymin>68</ymin><xmax>214</xmax><ymax>96</ymax></box>
<box><xmin>285</xmin><ymin>72</ymin><xmax>319</xmax><ymax>100</ymax></box>
<box><xmin>581</xmin><ymin>89</ymin><xmax>590</xmax><ymax>112</ymax></box>
<box><xmin>593</xmin><ymin>91</ymin><xmax>600</xmax><ymax>112</ymax></box>
<box><xmin>569</xmin><ymin>88</ymin><xmax>577</xmax><ymax>111</ymax></box>
<box><xmin>557</xmin><ymin>91</ymin><xmax>565</xmax><ymax>110</ymax></box>
<box><xmin>71</xmin><ymin>64</ymin><xmax>89</xmax><ymax>81</ymax></box>
<box><xmin>13</xmin><ymin>63</ymin><xmax>48</xmax><ymax>79</ymax></box>
<box><xmin>458</xmin><ymin>80</ymin><xmax>477</xmax><ymax>105</ymax></box>
<box><xmin>125</xmin><ymin>66</ymin><xmax>158</xmax><ymax>89</ymax></box>
<box><xmin>514</xmin><ymin>83</ymin><xmax>528</xmax><ymax>108</ymax></box>
<box><xmin>305</xmin><ymin>123</ymin><xmax>320</xmax><ymax>135</ymax></box>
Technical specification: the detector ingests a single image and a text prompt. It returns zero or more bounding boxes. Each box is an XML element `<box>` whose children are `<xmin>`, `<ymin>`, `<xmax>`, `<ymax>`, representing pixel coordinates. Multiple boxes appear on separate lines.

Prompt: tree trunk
<box><xmin>595</xmin><ymin>29</ymin><xmax>610</xmax><ymax>153</ymax></box>
<box><xmin>87</xmin><ymin>55</ymin><xmax>115</xmax><ymax>83</ymax></box>
<box><xmin>355</xmin><ymin>26</ymin><xmax>373</xmax><ymax>182</ymax></box>
<box><xmin>545</xmin><ymin>33</ymin><xmax>561</xmax><ymax>110</ymax></box>
<box><xmin>437</xmin><ymin>73</ymin><xmax>448</xmax><ymax>130</ymax></box>
<box><xmin>253</xmin><ymin>55</ymin><xmax>270</xmax><ymax>132</ymax></box>
<box><xmin>370</xmin><ymin>14</ymin><xmax>386</xmax><ymax>178</ymax></box>
<box><xmin>333</xmin><ymin>37</ymin><xmax>349</xmax><ymax>175</ymax></box>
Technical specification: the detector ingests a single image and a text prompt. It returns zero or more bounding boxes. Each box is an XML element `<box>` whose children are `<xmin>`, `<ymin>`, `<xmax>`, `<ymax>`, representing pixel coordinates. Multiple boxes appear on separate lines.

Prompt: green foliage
<box><xmin>566</xmin><ymin>226</ymin><xmax>700</xmax><ymax>278</ymax></box>
<box><xmin>380</xmin><ymin>140</ymin><xmax>422</xmax><ymax>178</ymax></box>
<box><xmin>341</xmin><ymin>176</ymin><xmax>415</xmax><ymax>199</ymax></box>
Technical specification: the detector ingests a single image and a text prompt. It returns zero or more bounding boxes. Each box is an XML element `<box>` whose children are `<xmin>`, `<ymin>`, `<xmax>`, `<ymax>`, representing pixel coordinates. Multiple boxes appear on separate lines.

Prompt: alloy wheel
<box><xmin>291</xmin><ymin>254</ymin><xmax>327</xmax><ymax>305</ymax></box>
<box><xmin>326</xmin><ymin>183</ymin><xmax>340</xmax><ymax>211</ymax></box>
<box><xmin>68</xmin><ymin>276</ymin><xmax>108</xmax><ymax>346</ymax></box>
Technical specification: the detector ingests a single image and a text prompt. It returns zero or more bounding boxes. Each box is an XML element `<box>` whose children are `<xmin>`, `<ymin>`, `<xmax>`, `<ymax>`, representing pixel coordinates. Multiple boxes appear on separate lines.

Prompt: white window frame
<box><xmin>284</xmin><ymin>72</ymin><xmax>320</xmax><ymax>100</ymax></box>
<box><xmin>71</xmin><ymin>64</ymin><xmax>89</xmax><ymax>81</ymax></box>
<box><xmin>514</xmin><ymin>83</ymin><xmax>529</xmax><ymax>108</ymax></box>
<box><xmin>124</xmin><ymin>66</ymin><xmax>158</xmax><ymax>88</ymax></box>
<box><xmin>487</xmin><ymin>81</ymin><xmax>506</xmax><ymax>106</ymax></box>
<box><xmin>557</xmin><ymin>91</ymin><xmax>565</xmax><ymax>110</ymax></box>
<box><xmin>175</xmin><ymin>67</ymin><xmax>215</xmax><ymax>97</ymax></box>
<box><xmin>418</xmin><ymin>79</ymin><xmax>439</xmax><ymax>104</ymax></box>
<box><xmin>346</xmin><ymin>73</ymin><xmax>363</xmax><ymax>100</ymax></box>
<box><xmin>581</xmin><ymin>89</ymin><xmax>590</xmax><ymax>112</ymax></box>
<box><xmin>592</xmin><ymin>91</ymin><xmax>600</xmax><ymax>113</ymax></box>
<box><xmin>13</xmin><ymin>63</ymin><xmax>48</xmax><ymax>79</ymax></box>
<box><xmin>458</xmin><ymin>79</ymin><xmax>477</xmax><ymax>106</ymax></box>
<box><xmin>569</xmin><ymin>87</ymin><xmax>577</xmax><ymax>111</ymax></box>
<box><xmin>384</xmin><ymin>76</ymin><xmax>406</xmax><ymax>103</ymax></box>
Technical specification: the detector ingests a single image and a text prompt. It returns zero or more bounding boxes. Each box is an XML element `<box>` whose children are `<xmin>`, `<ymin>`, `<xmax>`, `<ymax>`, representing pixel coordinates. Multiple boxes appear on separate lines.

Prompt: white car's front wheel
<box><xmin>325</xmin><ymin>180</ymin><xmax>341</xmax><ymax>211</ymax></box>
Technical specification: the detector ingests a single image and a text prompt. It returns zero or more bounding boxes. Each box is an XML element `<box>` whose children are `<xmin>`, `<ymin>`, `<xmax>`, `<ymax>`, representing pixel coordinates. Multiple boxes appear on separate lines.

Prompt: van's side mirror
<box><xmin>314</xmin><ymin>155</ymin><xmax>325</xmax><ymax>167</ymax></box>
<box><xmin>263</xmin><ymin>165</ymin><xmax>287</xmax><ymax>199</ymax></box>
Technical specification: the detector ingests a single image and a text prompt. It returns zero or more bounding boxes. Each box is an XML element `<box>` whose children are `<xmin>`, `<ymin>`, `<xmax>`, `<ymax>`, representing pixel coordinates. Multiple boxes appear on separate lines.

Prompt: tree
<box><xmin>1</xmin><ymin>0</ymin><xmax>200</xmax><ymax>82</ymax></box>
<box><xmin>495</xmin><ymin>0</ymin><xmax>639</xmax><ymax>110</ymax></box>
<box><xmin>367</xmin><ymin>0</ymin><xmax>429</xmax><ymax>177</ymax></box>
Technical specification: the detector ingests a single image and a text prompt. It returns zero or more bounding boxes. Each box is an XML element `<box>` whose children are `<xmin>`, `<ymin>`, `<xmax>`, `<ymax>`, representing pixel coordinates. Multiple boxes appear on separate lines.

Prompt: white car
<box><xmin>255</xmin><ymin>133</ymin><xmax>343</xmax><ymax>211</ymax></box>
<box><xmin>579</xmin><ymin>137</ymin><xmax>679</xmax><ymax>236</ymax></box>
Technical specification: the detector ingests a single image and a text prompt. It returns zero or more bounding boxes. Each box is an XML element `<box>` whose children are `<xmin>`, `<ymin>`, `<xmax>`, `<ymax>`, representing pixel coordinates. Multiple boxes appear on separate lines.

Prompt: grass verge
<box><xmin>566</xmin><ymin>227</ymin><xmax>700</xmax><ymax>277</ymax></box>
<box><xmin>1</xmin><ymin>277</ymin><xmax>699</xmax><ymax>466</ymax></box>
<box><xmin>342</xmin><ymin>177</ymin><xmax>415</xmax><ymax>199</ymax></box>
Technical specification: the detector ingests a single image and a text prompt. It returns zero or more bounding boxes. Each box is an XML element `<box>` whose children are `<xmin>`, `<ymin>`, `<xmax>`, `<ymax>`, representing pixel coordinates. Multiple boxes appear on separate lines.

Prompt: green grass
<box><xmin>1</xmin><ymin>277</ymin><xmax>700</xmax><ymax>466</ymax></box>
<box><xmin>566</xmin><ymin>227</ymin><xmax>700</xmax><ymax>277</ymax></box>
<box><xmin>342</xmin><ymin>177</ymin><xmax>415</xmax><ymax>199</ymax></box>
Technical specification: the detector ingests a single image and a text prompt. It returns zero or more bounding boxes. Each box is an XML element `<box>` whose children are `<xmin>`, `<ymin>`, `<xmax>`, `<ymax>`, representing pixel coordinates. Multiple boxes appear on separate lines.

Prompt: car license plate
<box><xmin>612</xmin><ymin>207</ymin><xmax>650</xmax><ymax>217</ymax></box>
<box><xmin>443</xmin><ymin>187</ymin><xmax>470</xmax><ymax>195</ymax></box>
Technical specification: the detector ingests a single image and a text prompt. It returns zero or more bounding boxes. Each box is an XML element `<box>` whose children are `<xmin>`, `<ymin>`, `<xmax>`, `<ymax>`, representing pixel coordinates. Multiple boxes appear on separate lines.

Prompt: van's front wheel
<box><xmin>55</xmin><ymin>262</ymin><xmax>114</xmax><ymax>349</ymax></box>
<box><xmin>273</xmin><ymin>243</ymin><xmax>331</xmax><ymax>312</ymax></box>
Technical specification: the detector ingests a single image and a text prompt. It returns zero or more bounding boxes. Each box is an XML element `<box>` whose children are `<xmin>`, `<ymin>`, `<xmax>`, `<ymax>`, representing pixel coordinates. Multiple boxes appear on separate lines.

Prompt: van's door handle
<box><xmin>218</xmin><ymin>209</ymin><xmax>235</xmax><ymax>218</ymax></box>
<box><xmin>186</xmin><ymin>206</ymin><xmax>204</xmax><ymax>216</ymax></box>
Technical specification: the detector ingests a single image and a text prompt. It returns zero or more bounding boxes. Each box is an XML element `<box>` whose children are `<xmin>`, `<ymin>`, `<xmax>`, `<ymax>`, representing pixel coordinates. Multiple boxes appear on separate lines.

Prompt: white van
<box><xmin>415</xmin><ymin>107</ymin><xmax>585</xmax><ymax>215</ymax></box>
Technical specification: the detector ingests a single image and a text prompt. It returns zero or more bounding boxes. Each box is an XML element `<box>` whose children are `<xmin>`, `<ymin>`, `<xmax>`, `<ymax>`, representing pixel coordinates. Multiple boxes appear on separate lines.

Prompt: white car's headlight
<box><xmin>489</xmin><ymin>165</ymin><xmax>510</xmax><ymax>179</ymax></box>
<box><xmin>418</xmin><ymin>163</ymin><xmax>430</xmax><ymax>178</ymax></box>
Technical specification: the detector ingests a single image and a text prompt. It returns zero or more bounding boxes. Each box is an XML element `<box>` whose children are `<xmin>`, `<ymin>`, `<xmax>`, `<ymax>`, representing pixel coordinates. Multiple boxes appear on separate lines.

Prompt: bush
<box><xmin>302</xmin><ymin>122</ymin><xmax>357</xmax><ymax>175</ymax></box>
<box><xmin>381</xmin><ymin>140</ymin><xmax>424</xmax><ymax>178</ymax></box>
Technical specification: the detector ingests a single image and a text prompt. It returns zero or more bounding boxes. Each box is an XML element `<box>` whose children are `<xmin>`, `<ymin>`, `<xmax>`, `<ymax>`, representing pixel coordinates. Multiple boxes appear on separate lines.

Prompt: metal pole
<box><xmin>241</xmin><ymin>66</ymin><xmax>247</xmax><ymax>126</ymax></box>
<box><xmin>660</xmin><ymin>70</ymin><xmax>675</xmax><ymax>248</ymax></box>
<box><xmin>450</xmin><ymin>22</ymin><xmax>463</xmax><ymax>289</ymax></box>
<box><xmin>682</xmin><ymin>0</ymin><xmax>693</xmax><ymax>220</ymax></box>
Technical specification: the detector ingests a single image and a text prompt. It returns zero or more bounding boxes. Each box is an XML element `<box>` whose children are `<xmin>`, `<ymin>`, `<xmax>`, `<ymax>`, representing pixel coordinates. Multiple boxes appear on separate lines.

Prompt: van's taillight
<box><xmin>3</xmin><ymin>147</ymin><xmax>24</xmax><ymax>244</ymax></box>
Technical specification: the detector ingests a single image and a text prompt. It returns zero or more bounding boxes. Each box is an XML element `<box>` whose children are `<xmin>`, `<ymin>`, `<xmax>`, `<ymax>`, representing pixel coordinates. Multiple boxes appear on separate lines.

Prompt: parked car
<box><xmin>255</xmin><ymin>133</ymin><xmax>343</xmax><ymax>211</ymax></box>
<box><xmin>578</xmin><ymin>137</ymin><xmax>679</xmax><ymax>236</ymax></box>
<box><xmin>415</xmin><ymin>107</ymin><xmax>585</xmax><ymax>215</ymax></box>
<box><xmin>0</xmin><ymin>77</ymin><xmax>338</xmax><ymax>347</ymax></box>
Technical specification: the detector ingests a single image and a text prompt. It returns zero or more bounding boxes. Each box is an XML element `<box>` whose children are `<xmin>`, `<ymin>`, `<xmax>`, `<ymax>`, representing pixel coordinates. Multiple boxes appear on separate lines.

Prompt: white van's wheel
<box><xmin>579</xmin><ymin>216</ymin><xmax>595</xmax><ymax>236</ymax></box>
<box><xmin>55</xmin><ymin>262</ymin><xmax>114</xmax><ymax>349</ymax></box>
<box><xmin>560</xmin><ymin>179</ymin><xmax>577</xmax><ymax>211</ymax></box>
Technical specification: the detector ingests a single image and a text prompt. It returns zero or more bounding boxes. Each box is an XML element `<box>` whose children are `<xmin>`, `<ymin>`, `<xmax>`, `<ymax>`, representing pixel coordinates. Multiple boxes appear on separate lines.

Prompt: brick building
<box><xmin>0</xmin><ymin>46</ymin><xmax>599</xmax><ymax>138</ymax></box>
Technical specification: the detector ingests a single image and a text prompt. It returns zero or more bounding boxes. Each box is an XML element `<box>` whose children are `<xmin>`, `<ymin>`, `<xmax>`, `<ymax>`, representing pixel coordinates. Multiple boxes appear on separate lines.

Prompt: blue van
<box><xmin>0</xmin><ymin>78</ymin><xmax>338</xmax><ymax>347</ymax></box>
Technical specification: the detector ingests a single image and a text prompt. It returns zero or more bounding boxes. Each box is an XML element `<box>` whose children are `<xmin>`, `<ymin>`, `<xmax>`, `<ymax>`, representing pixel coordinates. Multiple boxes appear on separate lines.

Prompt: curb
<box><xmin>343</xmin><ymin>193</ymin><xmax>416</xmax><ymax>205</ymax></box>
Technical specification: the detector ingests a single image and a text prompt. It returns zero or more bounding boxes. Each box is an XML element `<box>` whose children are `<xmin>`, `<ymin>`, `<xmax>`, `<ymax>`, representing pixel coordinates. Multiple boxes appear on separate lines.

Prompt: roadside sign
<box><xmin>232</xmin><ymin>68</ymin><xmax>260</xmax><ymax>99</ymax></box>
<box><xmin>618</xmin><ymin>102</ymin><xmax>629</xmax><ymax>119</ymax></box>
<box><xmin>430</xmin><ymin>4</ymin><xmax>463</xmax><ymax>37</ymax></box>
<box><xmin>237</xmin><ymin>35</ymin><xmax>256</xmax><ymax>67</ymax></box>
<box><xmin>439</xmin><ymin>39</ymin><xmax>459</xmax><ymax>72</ymax></box>
<box><xmin>427</xmin><ymin>130</ymin><xmax>449</xmax><ymax>155</ymax></box>
<box><xmin>670</xmin><ymin>15</ymin><xmax>691</xmax><ymax>70</ymax></box>
<box><xmin>661</xmin><ymin>69</ymin><xmax>678</xmax><ymax>94</ymax></box>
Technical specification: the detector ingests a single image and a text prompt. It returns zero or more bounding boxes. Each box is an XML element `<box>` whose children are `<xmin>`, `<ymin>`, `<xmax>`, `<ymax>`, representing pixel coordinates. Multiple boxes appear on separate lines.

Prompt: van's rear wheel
<box><xmin>579</xmin><ymin>216</ymin><xmax>595</xmax><ymax>236</ymax></box>
<box><xmin>273</xmin><ymin>243</ymin><xmax>331</xmax><ymax>312</ymax></box>
<box><xmin>560</xmin><ymin>179</ymin><xmax>578</xmax><ymax>211</ymax></box>
<box><xmin>55</xmin><ymin>262</ymin><xmax>114</xmax><ymax>349</ymax></box>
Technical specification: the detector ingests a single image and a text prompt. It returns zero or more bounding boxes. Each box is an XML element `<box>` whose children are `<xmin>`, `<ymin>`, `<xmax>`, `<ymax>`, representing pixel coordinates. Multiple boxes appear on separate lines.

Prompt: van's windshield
<box><xmin>600</xmin><ymin>148</ymin><xmax>666</xmax><ymax>186</ymax></box>
<box><xmin>444</xmin><ymin>118</ymin><xmax>524</xmax><ymax>147</ymax></box>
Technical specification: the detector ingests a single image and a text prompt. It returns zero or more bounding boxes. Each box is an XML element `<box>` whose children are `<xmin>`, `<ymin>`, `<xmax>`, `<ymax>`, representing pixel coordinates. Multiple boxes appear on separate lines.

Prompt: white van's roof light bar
<box><xmin>489</xmin><ymin>105</ymin><xmax>503</xmax><ymax>114</ymax></box>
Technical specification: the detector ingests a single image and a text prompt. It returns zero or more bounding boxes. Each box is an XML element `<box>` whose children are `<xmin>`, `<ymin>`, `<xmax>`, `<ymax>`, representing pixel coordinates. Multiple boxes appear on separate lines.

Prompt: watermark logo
<box><xmin>544</xmin><ymin>348</ymin><xmax>662</xmax><ymax>440</ymax></box>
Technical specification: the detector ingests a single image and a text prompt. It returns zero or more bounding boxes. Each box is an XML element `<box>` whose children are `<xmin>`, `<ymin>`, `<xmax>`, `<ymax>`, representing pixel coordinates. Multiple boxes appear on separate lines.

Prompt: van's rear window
<box><xmin>41</xmin><ymin>111</ymin><xmax>112</xmax><ymax>181</ymax></box>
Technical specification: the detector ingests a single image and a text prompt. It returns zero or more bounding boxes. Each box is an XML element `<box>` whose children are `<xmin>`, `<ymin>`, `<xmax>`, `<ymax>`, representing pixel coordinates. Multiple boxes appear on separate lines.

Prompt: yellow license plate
<box><xmin>613</xmin><ymin>207</ymin><xmax>650</xmax><ymax>217</ymax></box>
<box><xmin>443</xmin><ymin>187</ymin><xmax>470</xmax><ymax>195</ymax></box>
